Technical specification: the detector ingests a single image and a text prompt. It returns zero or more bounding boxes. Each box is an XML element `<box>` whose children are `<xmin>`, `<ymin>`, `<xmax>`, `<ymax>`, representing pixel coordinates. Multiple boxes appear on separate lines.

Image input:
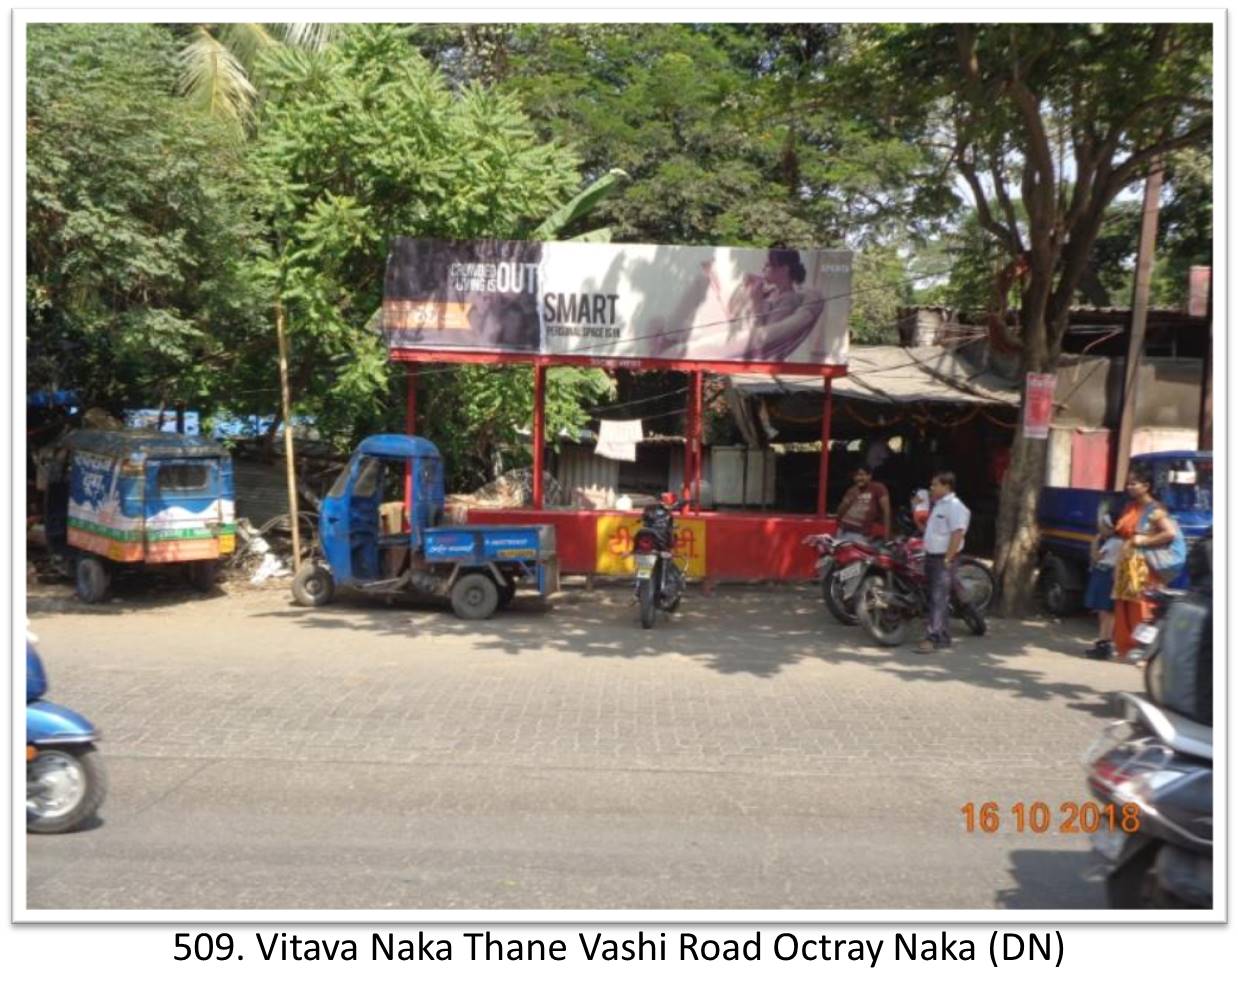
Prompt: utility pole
<box><xmin>1195</xmin><ymin>268</ymin><xmax>1213</xmax><ymax>450</ymax></box>
<box><xmin>1113</xmin><ymin>164</ymin><xmax>1163</xmax><ymax>489</ymax></box>
<box><xmin>275</xmin><ymin>300</ymin><xmax>302</xmax><ymax>573</ymax></box>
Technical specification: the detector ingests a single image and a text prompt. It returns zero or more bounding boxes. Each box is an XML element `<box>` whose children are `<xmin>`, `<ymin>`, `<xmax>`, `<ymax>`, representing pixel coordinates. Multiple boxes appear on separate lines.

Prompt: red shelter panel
<box><xmin>461</xmin><ymin>506</ymin><xmax>838</xmax><ymax>582</ymax></box>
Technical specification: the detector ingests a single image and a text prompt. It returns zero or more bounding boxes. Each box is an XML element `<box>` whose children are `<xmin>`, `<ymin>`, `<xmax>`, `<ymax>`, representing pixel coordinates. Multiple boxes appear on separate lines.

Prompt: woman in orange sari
<box><xmin>1111</xmin><ymin>468</ymin><xmax>1181</xmax><ymax>659</ymax></box>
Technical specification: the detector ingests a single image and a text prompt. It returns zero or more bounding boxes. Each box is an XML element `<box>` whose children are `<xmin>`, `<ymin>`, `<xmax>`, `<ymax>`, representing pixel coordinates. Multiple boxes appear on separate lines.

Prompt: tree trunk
<box><xmin>993</xmin><ymin>427</ymin><xmax>1049</xmax><ymax>616</ymax></box>
<box><xmin>993</xmin><ymin>307</ymin><xmax>1053</xmax><ymax>617</ymax></box>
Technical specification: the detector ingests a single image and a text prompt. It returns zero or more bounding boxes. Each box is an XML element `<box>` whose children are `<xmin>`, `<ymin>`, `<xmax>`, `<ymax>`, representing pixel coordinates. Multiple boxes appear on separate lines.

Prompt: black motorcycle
<box><xmin>1084</xmin><ymin>532</ymin><xmax>1212</xmax><ymax>908</ymax></box>
<box><xmin>632</xmin><ymin>492</ymin><xmax>687</xmax><ymax>629</ymax></box>
<box><xmin>1084</xmin><ymin>693</ymin><xmax>1212</xmax><ymax>908</ymax></box>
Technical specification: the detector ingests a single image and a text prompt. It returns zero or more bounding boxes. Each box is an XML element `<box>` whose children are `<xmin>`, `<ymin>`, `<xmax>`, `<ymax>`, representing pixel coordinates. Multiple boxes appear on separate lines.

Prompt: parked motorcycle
<box><xmin>803</xmin><ymin>532</ymin><xmax>881</xmax><ymax>625</ymax></box>
<box><xmin>632</xmin><ymin>492</ymin><xmax>688</xmax><ymax>629</ymax></box>
<box><xmin>27</xmin><ymin>638</ymin><xmax>107</xmax><ymax>833</ymax></box>
<box><xmin>1084</xmin><ymin>692</ymin><xmax>1212</xmax><ymax>908</ymax></box>
<box><xmin>853</xmin><ymin>538</ymin><xmax>990</xmax><ymax>646</ymax></box>
<box><xmin>1135</xmin><ymin>532</ymin><xmax>1212</xmax><ymax>714</ymax></box>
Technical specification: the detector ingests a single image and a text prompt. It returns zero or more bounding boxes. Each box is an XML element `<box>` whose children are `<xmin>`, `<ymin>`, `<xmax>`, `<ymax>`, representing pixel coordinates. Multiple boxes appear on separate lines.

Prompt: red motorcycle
<box><xmin>853</xmin><ymin>537</ymin><xmax>992</xmax><ymax>646</ymax></box>
<box><xmin>803</xmin><ymin>532</ymin><xmax>883</xmax><ymax>625</ymax></box>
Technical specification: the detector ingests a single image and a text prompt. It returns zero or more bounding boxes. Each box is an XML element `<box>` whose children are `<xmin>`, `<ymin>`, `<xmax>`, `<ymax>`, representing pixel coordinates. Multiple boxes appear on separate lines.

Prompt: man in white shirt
<box><xmin>917</xmin><ymin>471</ymin><xmax>971</xmax><ymax>653</ymax></box>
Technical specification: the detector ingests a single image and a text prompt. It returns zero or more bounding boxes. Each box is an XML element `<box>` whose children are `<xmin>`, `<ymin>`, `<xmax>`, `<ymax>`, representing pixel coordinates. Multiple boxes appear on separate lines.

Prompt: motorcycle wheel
<box><xmin>27</xmin><ymin>744</ymin><xmax>107</xmax><ymax>834</ymax></box>
<box><xmin>822</xmin><ymin>566</ymin><xmax>858</xmax><ymax>625</ymax></box>
<box><xmin>856</xmin><ymin>574</ymin><xmax>908</xmax><ymax>647</ymax></box>
<box><xmin>961</xmin><ymin>602</ymin><xmax>987</xmax><ymax>636</ymax></box>
<box><xmin>1143</xmin><ymin>650</ymin><xmax>1164</xmax><ymax>702</ymax></box>
<box><xmin>954</xmin><ymin>559</ymin><xmax>995</xmax><ymax>613</ymax></box>
<box><xmin>638</xmin><ymin>578</ymin><xmax>657</xmax><ymax>629</ymax></box>
<box><xmin>292</xmin><ymin>562</ymin><xmax>335</xmax><ymax>608</ymax></box>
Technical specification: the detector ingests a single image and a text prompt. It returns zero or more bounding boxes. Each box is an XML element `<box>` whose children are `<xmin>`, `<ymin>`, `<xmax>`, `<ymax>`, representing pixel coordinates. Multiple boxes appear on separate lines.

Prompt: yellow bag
<box><xmin>1114</xmin><ymin>548</ymin><xmax>1150</xmax><ymax>601</ymax></box>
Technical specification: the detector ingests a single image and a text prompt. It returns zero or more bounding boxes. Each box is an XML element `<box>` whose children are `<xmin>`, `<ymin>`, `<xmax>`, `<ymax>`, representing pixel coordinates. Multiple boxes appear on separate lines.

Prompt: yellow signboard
<box><xmin>595</xmin><ymin>515</ymin><xmax>707</xmax><ymax>579</ymax></box>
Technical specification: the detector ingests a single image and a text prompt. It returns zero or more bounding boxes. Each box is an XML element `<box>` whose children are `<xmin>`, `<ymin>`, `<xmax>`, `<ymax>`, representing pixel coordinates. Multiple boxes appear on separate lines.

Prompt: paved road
<box><xmin>25</xmin><ymin>577</ymin><xmax>1141</xmax><ymax>910</ymax></box>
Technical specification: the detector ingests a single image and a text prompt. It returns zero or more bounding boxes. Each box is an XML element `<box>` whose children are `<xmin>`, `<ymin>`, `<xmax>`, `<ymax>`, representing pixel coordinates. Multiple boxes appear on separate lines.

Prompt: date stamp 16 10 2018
<box><xmin>961</xmin><ymin>801</ymin><xmax>1141</xmax><ymax>835</ymax></box>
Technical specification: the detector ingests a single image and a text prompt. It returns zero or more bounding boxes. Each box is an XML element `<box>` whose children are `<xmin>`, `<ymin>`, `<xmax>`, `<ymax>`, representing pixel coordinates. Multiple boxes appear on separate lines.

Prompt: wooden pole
<box><xmin>818</xmin><ymin>376</ymin><xmax>834</xmax><ymax>517</ymax></box>
<box><xmin>1199</xmin><ymin>275</ymin><xmax>1213</xmax><ymax>450</ymax></box>
<box><xmin>275</xmin><ymin>300</ymin><xmax>302</xmax><ymax>573</ymax></box>
<box><xmin>1113</xmin><ymin>164</ymin><xmax>1164</xmax><ymax>489</ymax></box>
<box><xmin>532</xmin><ymin>363</ymin><xmax>546</xmax><ymax>509</ymax></box>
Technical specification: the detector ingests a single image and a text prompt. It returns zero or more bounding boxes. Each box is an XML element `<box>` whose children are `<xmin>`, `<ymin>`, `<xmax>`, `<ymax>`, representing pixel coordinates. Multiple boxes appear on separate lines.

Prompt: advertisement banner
<box><xmin>594</xmin><ymin>515</ymin><xmax>707</xmax><ymax>579</ymax></box>
<box><xmin>1023</xmin><ymin>373</ymin><xmax>1057</xmax><ymax>440</ymax></box>
<box><xmin>382</xmin><ymin>237</ymin><xmax>851</xmax><ymax>369</ymax></box>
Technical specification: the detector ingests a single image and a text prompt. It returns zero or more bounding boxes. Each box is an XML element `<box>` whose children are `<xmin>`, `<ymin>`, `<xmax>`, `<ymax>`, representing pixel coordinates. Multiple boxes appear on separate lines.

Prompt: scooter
<box><xmin>853</xmin><ymin>538</ymin><xmax>990</xmax><ymax>646</ymax></box>
<box><xmin>1084</xmin><ymin>692</ymin><xmax>1212</xmax><ymax>908</ymax></box>
<box><xmin>27</xmin><ymin>639</ymin><xmax>107</xmax><ymax>833</ymax></box>
<box><xmin>632</xmin><ymin>492</ymin><xmax>687</xmax><ymax>629</ymax></box>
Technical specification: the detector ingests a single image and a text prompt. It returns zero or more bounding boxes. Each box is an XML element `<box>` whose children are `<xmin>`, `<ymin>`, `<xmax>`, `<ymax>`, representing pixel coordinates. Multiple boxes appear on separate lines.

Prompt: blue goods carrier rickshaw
<box><xmin>291</xmin><ymin>435</ymin><xmax>558</xmax><ymax>620</ymax></box>
<box><xmin>43</xmin><ymin>429</ymin><xmax>236</xmax><ymax>602</ymax></box>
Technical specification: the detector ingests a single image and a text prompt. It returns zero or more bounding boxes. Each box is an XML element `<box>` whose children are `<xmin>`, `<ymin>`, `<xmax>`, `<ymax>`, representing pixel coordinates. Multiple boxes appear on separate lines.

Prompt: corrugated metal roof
<box><xmin>728</xmin><ymin>345</ymin><xmax>1020</xmax><ymax>407</ymax></box>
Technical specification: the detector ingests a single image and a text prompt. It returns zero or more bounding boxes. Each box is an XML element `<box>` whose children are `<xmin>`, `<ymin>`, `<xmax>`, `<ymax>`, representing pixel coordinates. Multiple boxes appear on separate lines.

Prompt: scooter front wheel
<box><xmin>27</xmin><ymin>744</ymin><xmax>107</xmax><ymax>834</ymax></box>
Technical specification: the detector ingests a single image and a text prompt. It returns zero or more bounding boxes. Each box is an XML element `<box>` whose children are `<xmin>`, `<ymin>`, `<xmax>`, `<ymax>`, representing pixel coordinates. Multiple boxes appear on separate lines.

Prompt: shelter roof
<box><xmin>728</xmin><ymin>345</ymin><xmax>1020</xmax><ymax>407</ymax></box>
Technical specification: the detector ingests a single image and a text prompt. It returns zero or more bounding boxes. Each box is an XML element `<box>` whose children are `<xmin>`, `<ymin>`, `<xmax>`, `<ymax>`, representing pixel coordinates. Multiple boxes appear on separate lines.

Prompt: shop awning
<box><xmin>728</xmin><ymin>345</ymin><xmax>1020</xmax><ymax>407</ymax></box>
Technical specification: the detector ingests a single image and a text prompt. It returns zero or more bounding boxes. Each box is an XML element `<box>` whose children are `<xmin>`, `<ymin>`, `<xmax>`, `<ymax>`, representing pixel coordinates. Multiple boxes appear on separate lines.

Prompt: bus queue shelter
<box><xmin>383</xmin><ymin>236</ymin><xmax>852</xmax><ymax>582</ymax></box>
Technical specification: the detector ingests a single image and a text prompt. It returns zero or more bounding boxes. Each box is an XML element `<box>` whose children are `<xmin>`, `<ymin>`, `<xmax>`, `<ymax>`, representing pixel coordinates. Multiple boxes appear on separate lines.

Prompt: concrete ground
<box><xmin>24</xmin><ymin>573</ymin><xmax>1142</xmax><ymax>911</ymax></box>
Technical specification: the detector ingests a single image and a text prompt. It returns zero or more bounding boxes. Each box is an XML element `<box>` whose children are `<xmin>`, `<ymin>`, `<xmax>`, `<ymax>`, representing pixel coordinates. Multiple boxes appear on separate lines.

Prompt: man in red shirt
<box><xmin>835</xmin><ymin>465</ymin><xmax>892</xmax><ymax>542</ymax></box>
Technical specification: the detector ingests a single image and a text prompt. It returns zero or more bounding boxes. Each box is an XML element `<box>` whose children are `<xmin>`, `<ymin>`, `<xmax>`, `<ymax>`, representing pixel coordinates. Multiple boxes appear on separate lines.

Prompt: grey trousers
<box><xmin>925</xmin><ymin>554</ymin><xmax>955</xmax><ymax>646</ymax></box>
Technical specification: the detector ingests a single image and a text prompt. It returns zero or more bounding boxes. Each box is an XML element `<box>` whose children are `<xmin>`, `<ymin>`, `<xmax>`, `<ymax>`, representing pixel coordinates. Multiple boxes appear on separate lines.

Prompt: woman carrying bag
<box><xmin>1112</xmin><ymin>467</ymin><xmax>1187</xmax><ymax>660</ymax></box>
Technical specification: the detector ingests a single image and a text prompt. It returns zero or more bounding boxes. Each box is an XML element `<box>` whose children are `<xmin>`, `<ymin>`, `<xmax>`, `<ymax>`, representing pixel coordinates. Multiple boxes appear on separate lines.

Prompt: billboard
<box><xmin>382</xmin><ymin>237</ymin><xmax>851</xmax><ymax>370</ymax></box>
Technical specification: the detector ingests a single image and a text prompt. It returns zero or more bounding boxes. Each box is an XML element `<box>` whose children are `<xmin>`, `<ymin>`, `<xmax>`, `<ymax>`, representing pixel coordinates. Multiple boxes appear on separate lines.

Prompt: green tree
<box><xmin>249</xmin><ymin>24</ymin><xmax>612</xmax><ymax>482</ymax></box>
<box><xmin>1085</xmin><ymin>149</ymin><xmax>1212</xmax><ymax>308</ymax></box>
<box><xmin>26</xmin><ymin>22</ymin><xmax>272</xmax><ymax>418</ymax></box>
<box><xmin>852</xmin><ymin>23</ymin><xmax>1212</xmax><ymax>612</ymax></box>
<box><xmin>172</xmin><ymin>22</ymin><xmax>338</xmax><ymax>132</ymax></box>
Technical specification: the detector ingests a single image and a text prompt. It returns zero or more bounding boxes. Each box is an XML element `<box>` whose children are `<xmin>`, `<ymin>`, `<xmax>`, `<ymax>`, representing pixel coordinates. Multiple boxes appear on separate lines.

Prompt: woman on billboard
<box><xmin>648</xmin><ymin>247</ymin><xmax>827</xmax><ymax>363</ymax></box>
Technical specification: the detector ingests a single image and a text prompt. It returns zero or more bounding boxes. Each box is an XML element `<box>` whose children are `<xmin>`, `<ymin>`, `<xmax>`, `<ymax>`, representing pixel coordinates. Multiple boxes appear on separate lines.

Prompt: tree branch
<box><xmin>988</xmin><ymin>144</ymin><xmax>1024</xmax><ymax>253</ymax></box>
<box><xmin>1105</xmin><ymin>120</ymin><xmax>1213</xmax><ymax>198</ymax></box>
<box><xmin>1006</xmin><ymin>78</ymin><xmax>1057</xmax><ymax>238</ymax></box>
<box><xmin>956</xmin><ymin>150</ymin><xmax>1021</xmax><ymax>254</ymax></box>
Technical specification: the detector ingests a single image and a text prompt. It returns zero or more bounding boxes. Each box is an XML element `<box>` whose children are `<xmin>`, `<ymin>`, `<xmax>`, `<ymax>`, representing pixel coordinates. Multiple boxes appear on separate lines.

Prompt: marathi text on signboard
<box><xmin>382</xmin><ymin>238</ymin><xmax>851</xmax><ymax>369</ymax></box>
<box><xmin>594</xmin><ymin>515</ymin><xmax>707</xmax><ymax>579</ymax></box>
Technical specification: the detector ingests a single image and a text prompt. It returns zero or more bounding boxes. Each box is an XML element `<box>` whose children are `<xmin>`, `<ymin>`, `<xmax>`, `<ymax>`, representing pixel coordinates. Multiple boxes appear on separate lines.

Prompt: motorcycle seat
<box><xmin>1118</xmin><ymin>692</ymin><xmax>1212</xmax><ymax>761</ymax></box>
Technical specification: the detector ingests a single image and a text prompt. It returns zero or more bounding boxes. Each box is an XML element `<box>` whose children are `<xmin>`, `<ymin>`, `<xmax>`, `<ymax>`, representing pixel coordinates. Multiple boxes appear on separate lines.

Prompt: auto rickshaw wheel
<box><xmin>450</xmin><ymin>572</ymin><xmax>500</xmax><ymax>621</ymax></box>
<box><xmin>292</xmin><ymin>562</ymin><xmax>335</xmax><ymax>608</ymax></box>
<box><xmin>186</xmin><ymin>560</ymin><xmax>219</xmax><ymax>592</ymax></box>
<box><xmin>497</xmin><ymin>575</ymin><xmax>517</xmax><ymax>608</ymax></box>
<box><xmin>74</xmin><ymin>556</ymin><xmax>110</xmax><ymax>604</ymax></box>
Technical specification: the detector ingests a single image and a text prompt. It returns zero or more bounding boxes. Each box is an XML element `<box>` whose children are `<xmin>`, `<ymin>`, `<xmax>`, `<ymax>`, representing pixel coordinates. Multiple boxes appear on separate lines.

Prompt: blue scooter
<box><xmin>27</xmin><ymin>640</ymin><xmax>107</xmax><ymax>833</ymax></box>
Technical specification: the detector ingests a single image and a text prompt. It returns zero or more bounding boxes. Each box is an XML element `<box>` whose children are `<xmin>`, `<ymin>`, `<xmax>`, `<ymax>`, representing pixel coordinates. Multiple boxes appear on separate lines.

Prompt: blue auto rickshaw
<box><xmin>43</xmin><ymin>429</ymin><xmax>236</xmax><ymax>602</ymax></box>
<box><xmin>291</xmin><ymin>434</ymin><xmax>558</xmax><ymax>620</ymax></box>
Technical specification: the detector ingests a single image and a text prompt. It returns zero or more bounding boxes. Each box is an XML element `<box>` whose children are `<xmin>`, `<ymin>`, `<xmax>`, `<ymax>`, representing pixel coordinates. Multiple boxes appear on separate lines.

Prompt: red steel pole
<box><xmin>817</xmin><ymin>375</ymin><xmax>833</xmax><ymax>517</ymax></box>
<box><xmin>692</xmin><ymin>370</ymin><xmax>704</xmax><ymax>509</ymax></box>
<box><xmin>533</xmin><ymin>363</ymin><xmax>546</xmax><ymax>509</ymax></box>
<box><xmin>404</xmin><ymin>365</ymin><xmax>417</xmax><ymax>518</ymax></box>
